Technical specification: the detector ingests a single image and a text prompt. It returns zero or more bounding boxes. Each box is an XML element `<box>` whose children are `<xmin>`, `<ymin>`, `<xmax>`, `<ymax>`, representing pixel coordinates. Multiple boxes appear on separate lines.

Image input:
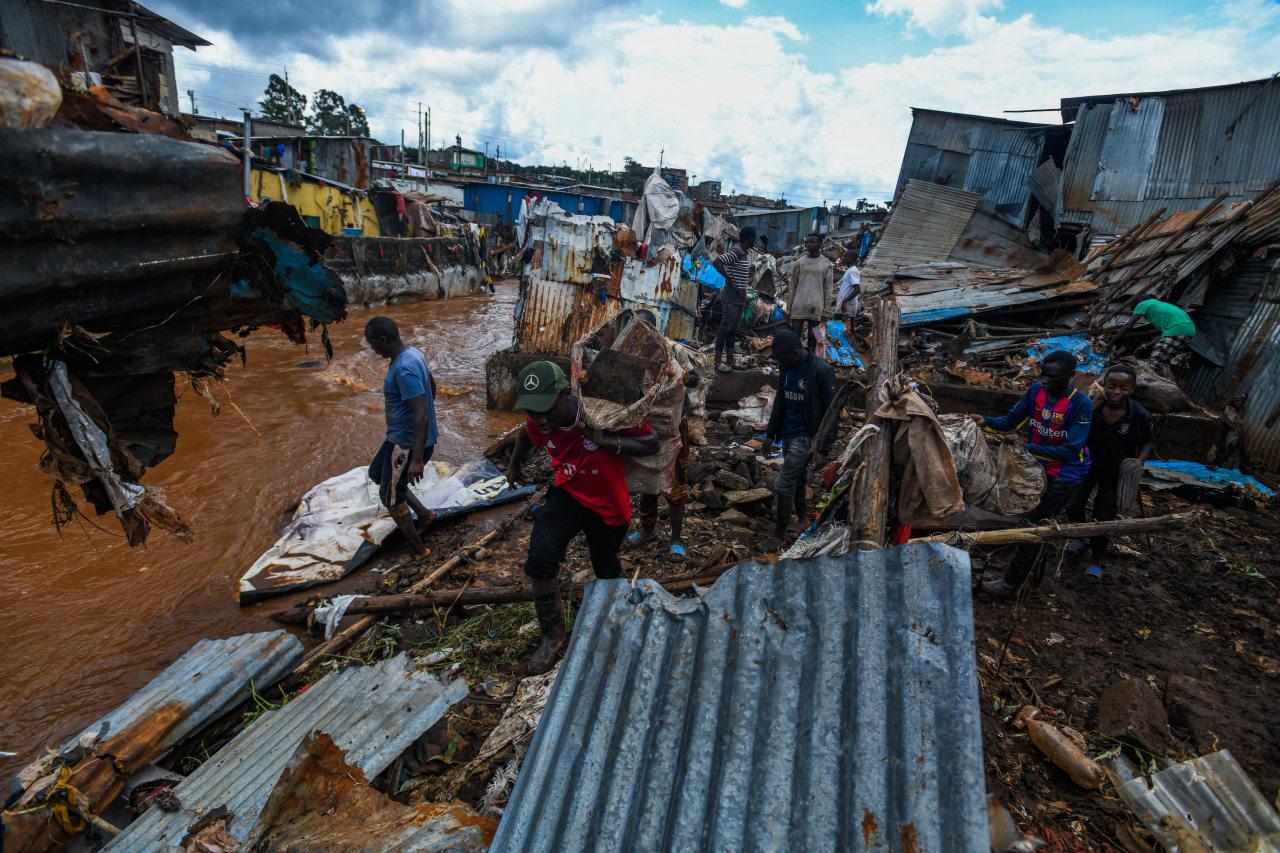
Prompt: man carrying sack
<box><xmin>506</xmin><ymin>360</ymin><xmax>659</xmax><ymax>674</ymax></box>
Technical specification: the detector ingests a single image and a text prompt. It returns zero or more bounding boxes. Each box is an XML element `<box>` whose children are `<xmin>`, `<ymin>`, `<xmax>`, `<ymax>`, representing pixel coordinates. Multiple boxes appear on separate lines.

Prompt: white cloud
<box><xmin>866</xmin><ymin>0</ymin><xmax>1004</xmax><ymax>38</ymax></box>
<box><xmin>171</xmin><ymin>3</ymin><xmax>1280</xmax><ymax>209</ymax></box>
<box><xmin>742</xmin><ymin>16</ymin><xmax>807</xmax><ymax>41</ymax></box>
<box><xmin>719</xmin><ymin>0</ymin><xmax>749</xmax><ymax>7</ymax></box>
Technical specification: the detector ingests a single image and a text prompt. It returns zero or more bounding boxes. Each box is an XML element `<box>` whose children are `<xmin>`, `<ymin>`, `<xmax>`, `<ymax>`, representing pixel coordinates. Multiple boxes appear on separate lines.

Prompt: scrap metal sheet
<box><xmin>493</xmin><ymin>544</ymin><xmax>989</xmax><ymax>852</ymax></box>
<box><xmin>108</xmin><ymin>653</ymin><xmax>468</xmax><ymax>852</ymax></box>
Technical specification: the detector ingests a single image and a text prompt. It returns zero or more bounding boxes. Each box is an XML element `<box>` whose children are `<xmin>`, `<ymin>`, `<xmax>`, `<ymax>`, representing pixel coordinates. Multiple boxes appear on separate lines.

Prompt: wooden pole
<box><xmin>275</xmin><ymin>567</ymin><xmax>735</xmax><ymax>625</ymax></box>
<box><xmin>848</xmin><ymin>296</ymin><xmax>899</xmax><ymax>548</ymax></box>
<box><xmin>289</xmin><ymin>524</ymin><xmax>510</xmax><ymax>678</ymax></box>
<box><xmin>907</xmin><ymin>511</ymin><xmax>1191</xmax><ymax>547</ymax></box>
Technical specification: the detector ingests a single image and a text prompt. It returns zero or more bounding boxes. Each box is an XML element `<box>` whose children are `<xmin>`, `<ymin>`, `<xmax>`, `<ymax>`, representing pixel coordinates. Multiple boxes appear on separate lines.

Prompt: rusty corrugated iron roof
<box><xmin>107</xmin><ymin>653</ymin><xmax>468</xmax><ymax>852</ymax></box>
<box><xmin>1057</xmin><ymin>77</ymin><xmax>1280</xmax><ymax>234</ymax></box>
<box><xmin>492</xmin><ymin>544</ymin><xmax>989</xmax><ymax>852</ymax></box>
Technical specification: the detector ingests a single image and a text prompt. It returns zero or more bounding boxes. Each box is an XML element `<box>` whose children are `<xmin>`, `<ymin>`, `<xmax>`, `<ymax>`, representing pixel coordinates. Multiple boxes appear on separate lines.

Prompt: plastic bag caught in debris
<box><xmin>0</xmin><ymin>59</ymin><xmax>61</xmax><ymax>129</ymax></box>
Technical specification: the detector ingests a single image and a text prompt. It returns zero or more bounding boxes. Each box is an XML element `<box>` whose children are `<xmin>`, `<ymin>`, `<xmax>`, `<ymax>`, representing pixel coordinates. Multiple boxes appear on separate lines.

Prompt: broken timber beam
<box><xmin>848</xmin><ymin>296</ymin><xmax>900</xmax><ymax>548</ymax></box>
<box><xmin>908</xmin><ymin>511</ymin><xmax>1193</xmax><ymax>547</ymax></box>
<box><xmin>274</xmin><ymin>568</ymin><xmax>735</xmax><ymax>626</ymax></box>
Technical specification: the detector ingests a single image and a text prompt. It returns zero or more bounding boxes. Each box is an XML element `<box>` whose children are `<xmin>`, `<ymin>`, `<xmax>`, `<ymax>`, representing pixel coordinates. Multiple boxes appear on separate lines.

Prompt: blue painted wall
<box><xmin>463</xmin><ymin>184</ymin><xmax>628</xmax><ymax>225</ymax></box>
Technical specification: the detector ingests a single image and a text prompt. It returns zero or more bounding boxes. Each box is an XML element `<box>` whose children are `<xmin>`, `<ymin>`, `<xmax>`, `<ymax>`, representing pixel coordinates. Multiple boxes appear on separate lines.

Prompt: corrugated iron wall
<box><xmin>863</xmin><ymin>180</ymin><xmax>981</xmax><ymax>281</ymax></box>
<box><xmin>1185</xmin><ymin>254</ymin><xmax>1280</xmax><ymax>468</ymax></box>
<box><xmin>493</xmin><ymin>545</ymin><xmax>989</xmax><ymax>853</ymax></box>
<box><xmin>893</xmin><ymin>110</ymin><xmax>1044</xmax><ymax>227</ymax></box>
<box><xmin>1058</xmin><ymin>79</ymin><xmax>1280</xmax><ymax>234</ymax></box>
<box><xmin>514</xmin><ymin>214</ymin><xmax>699</xmax><ymax>355</ymax></box>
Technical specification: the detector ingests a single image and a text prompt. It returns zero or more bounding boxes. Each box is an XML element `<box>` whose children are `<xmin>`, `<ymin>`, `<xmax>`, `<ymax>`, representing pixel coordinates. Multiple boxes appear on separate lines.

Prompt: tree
<box><xmin>307</xmin><ymin>89</ymin><xmax>348</xmax><ymax>135</ymax></box>
<box><xmin>345</xmin><ymin>102</ymin><xmax>369</xmax><ymax>136</ymax></box>
<box><xmin>259</xmin><ymin>74</ymin><xmax>306</xmax><ymax>126</ymax></box>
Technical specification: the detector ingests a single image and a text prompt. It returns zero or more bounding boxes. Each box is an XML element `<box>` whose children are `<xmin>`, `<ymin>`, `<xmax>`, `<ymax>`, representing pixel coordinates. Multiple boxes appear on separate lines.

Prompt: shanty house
<box><xmin>0</xmin><ymin>0</ymin><xmax>208</xmax><ymax>116</ymax></box>
<box><xmin>892</xmin><ymin>108</ymin><xmax>1065</xmax><ymax>231</ymax></box>
<box><xmin>1056</xmin><ymin>77</ymin><xmax>1280</xmax><ymax>238</ymax></box>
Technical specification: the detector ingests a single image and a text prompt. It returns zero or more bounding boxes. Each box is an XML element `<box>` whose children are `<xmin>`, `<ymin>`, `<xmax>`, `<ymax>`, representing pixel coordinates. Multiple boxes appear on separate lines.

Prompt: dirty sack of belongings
<box><xmin>571</xmin><ymin>312</ymin><xmax>692</xmax><ymax>493</ymax></box>
<box><xmin>239</xmin><ymin>458</ymin><xmax>535</xmax><ymax>603</ymax></box>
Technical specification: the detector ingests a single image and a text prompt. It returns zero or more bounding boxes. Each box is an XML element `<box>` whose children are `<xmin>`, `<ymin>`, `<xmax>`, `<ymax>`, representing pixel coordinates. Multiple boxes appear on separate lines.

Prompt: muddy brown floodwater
<box><xmin>0</xmin><ymin>284</ymin><xmax>521</xmax><ymax>775</ymax></box>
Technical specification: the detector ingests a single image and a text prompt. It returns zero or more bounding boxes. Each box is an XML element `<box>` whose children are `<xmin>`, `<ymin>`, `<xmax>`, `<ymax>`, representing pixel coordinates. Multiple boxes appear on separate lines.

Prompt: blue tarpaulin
<box><xmin>1144</xmin><ymin>461</ymin><xmax>1275</xmax><ymax>497</ymax></box>
<box><xmin>682</xmin><ymin>253</ymin><xmax>724</xmax><ymax>289</ymax></box>
<box><xmin>1025</xmin><ymin>334</ymin><xmax>1107</xmax><ymax>374</ymax></box>
<box><xmin>823</xmin><ymin>319</ymin><xmax>864</xmax><ymax>368</ymax></box>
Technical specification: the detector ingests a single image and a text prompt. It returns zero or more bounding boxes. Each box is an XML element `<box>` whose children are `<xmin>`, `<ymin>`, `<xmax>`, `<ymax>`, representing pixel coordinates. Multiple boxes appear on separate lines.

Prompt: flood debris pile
<box><xmin>0</xmin><ymin>56</ymin><xmax>356</xmax><ymax>544</ymax></box>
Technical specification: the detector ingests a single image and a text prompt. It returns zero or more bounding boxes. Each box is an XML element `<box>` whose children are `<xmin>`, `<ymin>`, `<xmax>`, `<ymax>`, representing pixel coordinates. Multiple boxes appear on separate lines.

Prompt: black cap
<box><xmin>771</xmin><ymin>328</ymin><xmax>803</xmax><ymax>358</ymax></box>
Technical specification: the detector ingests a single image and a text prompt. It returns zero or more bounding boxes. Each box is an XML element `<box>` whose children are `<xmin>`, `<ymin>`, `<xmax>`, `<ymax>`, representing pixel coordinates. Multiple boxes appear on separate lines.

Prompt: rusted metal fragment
<box><xmin>251</xmin><ymin>732</ymin><xmax>495</xmax><ymax>852</ymax></box>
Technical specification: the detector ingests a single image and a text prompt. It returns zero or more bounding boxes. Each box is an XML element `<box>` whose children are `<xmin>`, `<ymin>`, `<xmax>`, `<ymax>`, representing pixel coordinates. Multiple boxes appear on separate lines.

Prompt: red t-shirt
<box><xmin>524</xmin><ymin>418</ymin><xmax>651</xmax><ymax>526</ymax></box>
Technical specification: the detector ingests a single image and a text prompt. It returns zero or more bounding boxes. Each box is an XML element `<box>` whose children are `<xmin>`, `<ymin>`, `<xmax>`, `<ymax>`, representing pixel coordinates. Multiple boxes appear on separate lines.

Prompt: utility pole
<box><xmin>241</xmin><ymin>109</ymin><xmax>252</xmax><ymax>202</ymax></box>
<box><xmin>424</xmin><ymin>107</ymin><xmax>431</xmax><ymax>191</ymax></box>
<box><xmin>187</xmin><ymin>88</ymin><xmax>197</xmax><ymax>114</ymax></box>
<box><xmin>400</xmin><ymin>128</ymin><xmax>405</xmax><ymax>172</ymax></box>
<box><xmin>417</xmin><ymin>102</ymin><xmax>423</xmax><ymax>165</ymax></box>
<box><xmin>659</xmin><ymin>147</ymin><xmax>664</xmax><ymax>168</ymax></box>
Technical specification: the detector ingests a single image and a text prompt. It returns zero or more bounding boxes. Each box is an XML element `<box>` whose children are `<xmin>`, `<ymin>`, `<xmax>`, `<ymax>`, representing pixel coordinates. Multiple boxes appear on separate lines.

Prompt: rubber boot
<box><xmin>523</xmin><ymin>578</ymin><xmax>567</xmax><ymax>675</ymax></box>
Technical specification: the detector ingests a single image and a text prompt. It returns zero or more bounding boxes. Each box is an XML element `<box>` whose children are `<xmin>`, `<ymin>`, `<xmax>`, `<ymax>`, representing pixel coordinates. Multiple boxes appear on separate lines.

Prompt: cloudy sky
<box><xmin>158</xmin><ymin>0</ymin><xmax>1279</xmax><ymax>205</ymax></box>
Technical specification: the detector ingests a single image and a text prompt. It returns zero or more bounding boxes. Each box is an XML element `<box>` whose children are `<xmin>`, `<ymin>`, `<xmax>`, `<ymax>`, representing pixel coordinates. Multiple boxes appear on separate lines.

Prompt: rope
<box><xmin>2</xmin><ymin>766</ymin><xmax>88</xmax><ymax>835</ymax></box>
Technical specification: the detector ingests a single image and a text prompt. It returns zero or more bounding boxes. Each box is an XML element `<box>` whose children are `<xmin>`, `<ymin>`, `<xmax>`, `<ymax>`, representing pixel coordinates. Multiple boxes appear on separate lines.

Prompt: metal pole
<box><xmin>242</xmin><ymin>109</ymin><xmax>252</xmax><ymax>201</ymax></box>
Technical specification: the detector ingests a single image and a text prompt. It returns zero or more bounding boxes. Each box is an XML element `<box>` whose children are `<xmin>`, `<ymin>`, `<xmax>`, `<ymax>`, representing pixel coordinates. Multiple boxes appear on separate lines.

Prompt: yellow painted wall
<box><xmin>251</xmin><ymin>167</ymin><xmax>381</xmax><ymax>237</ymax></box>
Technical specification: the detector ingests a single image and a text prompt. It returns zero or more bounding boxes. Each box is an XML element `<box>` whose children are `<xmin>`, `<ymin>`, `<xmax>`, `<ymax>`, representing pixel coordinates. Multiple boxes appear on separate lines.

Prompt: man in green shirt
<box><xmin>1133</xmin><ymin>299</ymin><xmax>1196</xmax><ymax>375</ymax></box>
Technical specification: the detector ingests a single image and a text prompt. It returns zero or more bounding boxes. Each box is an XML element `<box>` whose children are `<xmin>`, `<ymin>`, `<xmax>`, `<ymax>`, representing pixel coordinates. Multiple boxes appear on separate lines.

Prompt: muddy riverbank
<box><xmin>0</xmin><ymin>285</ymin><xmax>521</xmax><ymax>774</ymax></box>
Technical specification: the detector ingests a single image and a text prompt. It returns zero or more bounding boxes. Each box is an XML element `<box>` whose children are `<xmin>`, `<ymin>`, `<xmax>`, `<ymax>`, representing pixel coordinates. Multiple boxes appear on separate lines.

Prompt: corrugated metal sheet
<box><xmin>863</xmin><ymin>180</ymin><xmax>981</xmax><ymax>282</ymax></box>
<box><xmin>1185</xmin><ymin>254</ymin><xmax>1280</xmax><ymax>468</ymax></box>
<box><xmin>950</xmin><ymin>207</ymin><xmax>1047</xmax><ymax>269</ymax></box>
<box><xmin>1058</xmin><ymin>78</ymin><xmax>1280</xmax><ymax>234</ymax></box>
<box><xmin>1029</xmin><ymin>159</ymin><xmax>1062</xmax><ymax>215</ymax></box>
<box><xmin>53</xmin><ymin>631</ymin><xmax>303</xmax><ymax>759</ymax></box>
<box><xmin>108</xmin><ymin>653</ymin><xmax>468</xmax><ymax>852</ymax></box>
<box><xmin>893</xmin><ymin>109</ymin><xmax>1045</xmax><ymax>226</ymax></box>
<box><xmin>0</xmin><ymin>128</ymin><xmax>243</xmax><ymax>356</ymax></box>
<box><xmin>492</xmin><ymin>545</ymin><xmax>989</xmax><ymax>852</ymax></box>
<box><xmin>514</xmin><ymin>213</ymin><xmax>699</xmax><ymax>356</ymax></box>
<box><xmin>1109</xmin><ymin>750</ymin><xmax>1280</xmax><ymax>851</ymax></box>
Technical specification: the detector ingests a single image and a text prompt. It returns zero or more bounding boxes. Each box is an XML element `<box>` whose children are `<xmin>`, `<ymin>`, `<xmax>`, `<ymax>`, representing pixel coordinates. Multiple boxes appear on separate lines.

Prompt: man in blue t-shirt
<box><xmin>364</xmin><ymin>316</ymin><xmax>439</xmax><ymax>557</ymax></box>
<box><xmin>765</xmin><ymin>328</ymin><xmax>836</xmax><ymax>545</ymax></box>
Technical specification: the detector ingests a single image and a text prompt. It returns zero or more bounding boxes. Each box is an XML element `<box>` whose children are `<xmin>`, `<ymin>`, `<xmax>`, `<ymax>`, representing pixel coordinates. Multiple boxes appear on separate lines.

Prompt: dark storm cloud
<box><xmin>155</xmin><ymin>0</ymin><xmax>636</xmax><ymax>59</ymax></box>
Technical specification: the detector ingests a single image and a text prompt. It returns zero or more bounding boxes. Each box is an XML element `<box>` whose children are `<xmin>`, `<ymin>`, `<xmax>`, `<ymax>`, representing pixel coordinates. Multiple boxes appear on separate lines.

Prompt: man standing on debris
<box><xmin>975</xmin><ymin>350</ymin><xmax>1092</xmax><ymax>599</ymax></box>
<box><xmin>784</xmin><ymin>234</ymin><xmax>835</xmax><ymax>348</ymax></box>
<box><xmin>1132</xmin><ymin>299</ymin><xmax>1197</xmax><ymax>375</ymax></box>
<box><xmin>364</xmin><ymin>316</ymin><xmax>438</xmax><ymax>558</ymax></box>
<box><xmin>836</xmin><ymin>247</ymin><xmax>862</xmax><ymax>321</ymax></box>
<box><xmin>766</xmin><ymin>328</ymin><xmax>837</xmax><ymax>545</ymax></box>
<box><xmin>506</xmin><ymin>361</ymin><xmax>659</xmax><ymax>673</ymax></box>
<box><xmin>711</xmin><ymin>225</ymin><xmax>756</xmax><ymax>374</ymax></box>
<box><xmin>1065</xmin><ymin>363</ymin><xmax>1153</xmax><ymax>581</ymax></box>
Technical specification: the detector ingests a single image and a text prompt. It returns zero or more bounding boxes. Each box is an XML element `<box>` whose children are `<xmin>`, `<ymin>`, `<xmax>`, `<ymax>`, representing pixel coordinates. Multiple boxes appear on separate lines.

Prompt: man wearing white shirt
<box><xmin>836</xmin><ymin>248</ymin><xmax>862</xmax><ymax>320</ymax></box>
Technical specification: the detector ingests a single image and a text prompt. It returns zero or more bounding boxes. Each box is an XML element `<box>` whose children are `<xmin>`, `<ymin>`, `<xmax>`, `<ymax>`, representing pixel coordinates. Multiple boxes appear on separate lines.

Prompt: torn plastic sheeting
<box><xmin>106</xmin><ymin>653</ymin><xmax>469</xmax><ymax>852</ymax></box>
<box><xmin>1106</xmin><ymin>749</ymin><xmax>1280</xmax><ymax>852</ymax></box>
<box><xmin>247</xmin><ymin>227</ymin><xmax>347</xmax><ymax>324</ymax></box>
<box><xmin>47</xmin><ymin>359</ymin><xmax>143</xmax><ymax>515</ymax></box>
<box><xmin>239</xmin><ymin>457</ymin><xmax>536</xmax><ymax>603</ymax></box>
<box><xmin>824</xmin><ymin>319</ymin><xmax>864</xmax><ymax>368</ymax></box>
<box><xmin>1143</xmin><ymin>460</ymin><xmax>1275</xmax><ymax>498</ymax></box>
<box><xmin>1025</xmin><ymin>334</ymin><xmax>1107</xmax><ymax>375</ymax></box>
<box><xmin>721</xmin><ymin>386</ymin><xmax>776</xmax><ymax>425</ymax></box>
